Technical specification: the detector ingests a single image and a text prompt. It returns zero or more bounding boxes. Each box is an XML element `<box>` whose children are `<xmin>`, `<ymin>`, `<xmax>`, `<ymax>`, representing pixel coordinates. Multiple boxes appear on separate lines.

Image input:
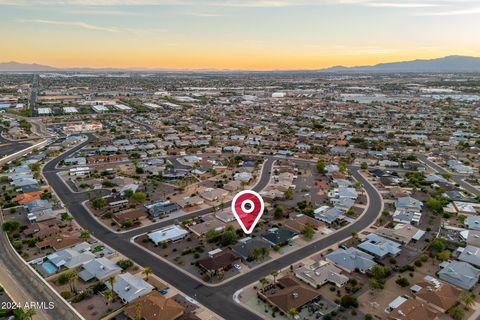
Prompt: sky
<box><xmin>1</xmin><ymin>0</ymin><xmax>480</xmax><ymax>70</ymax></box>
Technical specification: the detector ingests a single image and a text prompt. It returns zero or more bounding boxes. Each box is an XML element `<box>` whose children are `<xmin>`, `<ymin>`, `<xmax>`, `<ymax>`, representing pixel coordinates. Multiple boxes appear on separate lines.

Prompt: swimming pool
<box><xmin>41</xmin><ymin>262</ymin><xmax>58</xmax><ymax>275</ymax></box>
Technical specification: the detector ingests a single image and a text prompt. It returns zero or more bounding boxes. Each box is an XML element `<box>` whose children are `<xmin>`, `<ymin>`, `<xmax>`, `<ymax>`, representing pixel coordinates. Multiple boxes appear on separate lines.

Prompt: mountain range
<box><xmin>1</xmin><ymin>55</ymin><xmax>480</xmax><ymax>73</ymax></box>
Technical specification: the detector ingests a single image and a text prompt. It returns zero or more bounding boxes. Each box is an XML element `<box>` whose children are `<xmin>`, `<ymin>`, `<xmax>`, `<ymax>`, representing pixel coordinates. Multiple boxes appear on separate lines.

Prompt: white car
<box><xmin>233</xmin><ymin>264</ymin><xmax>241</xmax><ymax>270</ymax></box>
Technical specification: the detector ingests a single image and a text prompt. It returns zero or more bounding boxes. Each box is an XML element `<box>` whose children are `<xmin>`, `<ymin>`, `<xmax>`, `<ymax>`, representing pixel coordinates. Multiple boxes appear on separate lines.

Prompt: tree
<box><xmin>13</xmin><ymin>308</ymin><xmax>36</xmax><ymax>320</ymax></box>
<box><xmin>448</xmin><ymin>306</ymin><xmax>465</xmax><ymax>320</ymax></box>
<box><xmin>339</xmin><ymin>162</ymin><xmax>346</xmax><ymax>173</ymax></box>
<box><xmin>142</xmin><ymin>266</ymin><xmax>152</xmax><ymax>281</ymax></box>
<box><xmin>284</xmin><ymin>188</ymin><xmax>293</xmax><ymax>200</ymax></box>
<box><xmin>259</xmin><ymin>277</ymin><xmax>268</xmax><ymax>292</ymax></box>
<box><xmin>360</xmin><ymin>162</ymin><xmax>368</xmax><ymax>170</ymax></box>
<box><xmin>103</xmin><ymin>290</ymin><xmax>113</xmax><ymax>305</ymax></box>
<box><xmin>395</xmin><ymin>277</ymin><xmax>410</xmax><ymax>287</ymax></box>
<box><xmin>2</xmin><ymin>220</ymin><xmax>20</xmax><ymax>233</ymax></box>
<box><xmin>430</xmin><ymin>238</ymin><xmax>445</xmax><ymax>252</ymax></box>
<box><xmin>92</xmin><ymin>197</ymin><xmax>106</xmax><ymax>209</ymax></box>
<box><xmin>220</xmin><ymin>228</ymin><xmax>237</xmax><ymax>246</ymax></box>
<box><xmin>80</xmin><ymin>230</ymin><xmax>90</xmax><ymax>240</ymax></box>
<box><xmin>301</xmin><ymin>224</ymin><xmax>314</xmax><ymax>240</ymax></box>
<box><xmin>123</xmin><ymin>189</ymin><xmax>134</xmax><ymax>198</ymax></box>
<box><xmin>271</xmin><ymin>270</ymin><xmax>279</xmax><ymax>284</ymax></box>
<box><xmin>132</xmin><ymin>192</ymin><xmax>147</xmax><ymax>202</ymax></box>
<box><xmin>436</xmin><ymin>250</ymin><xmax>451</xmax><ymax>261</ymax></box>
<box><xmin>316</xmin><ymin>159</ymin><xmax>325</xmax><ymax>174</ymax></box>
<box><xmin>426</xmin><ymin>198</ymin><xmax>444</xmax><ymax>214</ymax></box>
<box><xmin>461</xmin><ymin>293</ymin><xmax>475</xmax><ymax>309</ymax></box>
<box><xmin>107</xmin><ymin>276</ymin><xmax>116</xmax><ymax>300</ymax></box>
<box><xmin>67</xmin><ymin>270</ymin><xmax>78</xmax><ymax>294</ymax></box>
<box><xmin>288</xmin><ymin>307</ymin><xmax>299</xmax><ymax>318</ymax></box>
<box><xmin>340</xmin><ymin>294</ymin><xmax>358</xmax><ymax>308</ymax></box>
<box><xmin>273</xmin><ymin>205</ymin><xmax>284</xmax><ymax>220</ymax></box>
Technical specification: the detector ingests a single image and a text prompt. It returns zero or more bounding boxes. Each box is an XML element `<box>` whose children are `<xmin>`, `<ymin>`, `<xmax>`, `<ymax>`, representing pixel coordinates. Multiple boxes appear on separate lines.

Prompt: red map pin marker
<box><xmin>231</xmin><ymin>190</ymin><xmax>264</xmax><ymax>234</ymax></box>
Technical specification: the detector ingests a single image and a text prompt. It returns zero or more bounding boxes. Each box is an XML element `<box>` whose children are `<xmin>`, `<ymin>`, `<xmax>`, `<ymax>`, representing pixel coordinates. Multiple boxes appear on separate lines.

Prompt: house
<box><xmin>358</xmin><ymin>234</ymin><xmax>402</xmax><ymax>258</ymax></box>
<box><xmin>438</xmin><ymin>261</ymin><xmax>480</xmax><ymax>290</ymax></box>
<box><xmin>25</xmin><ymin>199</ymin><xmax>52</xmax><ymax>212</ymax></box>
<box><xmin>198</xmin><ymin>250</ymin><xmax>240</xmax><ymax>273</ymax></box>
<box><xmin>231</xmin><ymin>237</ymin><xmax>271</xmax><ymax>261</ymax></box>
<box><xmin>176</xmin><ymin>196</ymin><xmax>204</xmax><ymax>208</ymax></box>
<box><xmin>386</xmin><ymin>298</ymin><xmax>438</xmax><ymax>320</ymax></box>
<box><xmin>262</xmin><ymin>227</ymin><xmax>297</xmax><ymax>246</ymax></box>
<box><xmin>395</xmin><ymin>196</ymin><xmax>423</xmax><ymax>212</ymax></box>
<box><xmin>112</xmin><ymin>273</ymin><xmax>154</xmax><ymax>303</ymax></box>
<box><xmin>145</xmin><ymin>201</ymin><xmax>180</xmax><ymax>218</ymax></box>
<box><xmin>295</xmin><ymin>260</ymin><xmax>349</xmax><ymax>288</ymax></box>
<box><xmin>458</xmin><ymin>245</ymin><xmax>480</xmax><ymax>267</ymax></box>
<box><xmin>198</xmin><ymin>188</ymin><xmax>228</xmax><ymax>202</ymax></box>
<box><xmin>13</xmin><ymin>191</ymin><xmax>44</xmax><ymax>204</ymax></box>
<box><xmin>411</xmin><ymin>276</ymin><xmax>462</xmax><ymax>313</ymax></box>
<box><xmin>283</xmin><ymin>214</ymin><xmax>325</xmax><ymax>234</ymax></box>
<box><xmin>188</xmin><ymin>219</ymin><xmax>226</xmax><ymax>237</ymax></box>
<box><xmin>465</xmin><ymin>216</ymin><xmax>480</xmax><ymax>230</ymax></box>
<box><xmin>147</xmin><ymin>225</ymin><xmax>188</xmax><ymax>245</ymax></box>
<box><xmin>79</xmin><ymin>257</ymin><xmax>122</xmax><ymax>282</ymax></box>
<box><xmin>260</xmin><ymin>276</ymin><xmax>321</xmax><ymax>315</ymax></box>
<box><xmin>234</xmin><ymin>172</ymin><xmax>253</xmax><ymax>182</ymax></box>
<box><xmin>325</xmin><ymin>247</ymin><xmax>375</xmax><ymax>273</ymax></box>
<box><xmin>215</xmin><ymin>209</ymin><xmax>236</xmax><ymax>223</ymax></box>
<box><xmin>393</xmin><ymin>209</ymin><xmax>422</xmax><ymax>225</ymax></box>
<box><xmin>315</xmin><ymin>207</ymin><xmax>344</xmax><ymax>224</ymax></box>
<box><xmin>47</xmin><ymin>243</ymin><xmax>95</xmax><ymax>269</ymax></box>
<box><xmin>376</xmin><ymin>224</ymin><xmax>424</xmax><ymax>245</ymax></box>
<box><xmin>123</xmin><ymin>291</ymin><xmax>184</xmax><ymax>320</ymax></box>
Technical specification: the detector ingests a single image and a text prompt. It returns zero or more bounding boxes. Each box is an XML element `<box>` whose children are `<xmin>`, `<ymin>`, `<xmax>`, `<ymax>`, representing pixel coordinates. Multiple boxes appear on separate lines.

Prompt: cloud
<box><xmin>19</xmin><ymin>19</ymin><xmax>120</xmax><ymax>32</ymax></box>
<box><xmin>181</xmin><ymin>11</ymin><xmax>225</xmax><ymax>17</ymax></box>
<box><xmin>365</xmin><ymin>2</ymin><xmax>445</xmax><ymax>8</ymax></box>
<box><xmin>413</xmin><ymin>6</ymin><xmax>480</xmax><ymax>15</ymax></box>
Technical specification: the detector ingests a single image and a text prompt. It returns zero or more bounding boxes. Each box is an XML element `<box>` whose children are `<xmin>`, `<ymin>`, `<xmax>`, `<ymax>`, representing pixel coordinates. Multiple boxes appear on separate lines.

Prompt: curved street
<box><xmin>42</xmin><ymin>135</ymin><xmax>384</xmax><ymax>320</ymax></box>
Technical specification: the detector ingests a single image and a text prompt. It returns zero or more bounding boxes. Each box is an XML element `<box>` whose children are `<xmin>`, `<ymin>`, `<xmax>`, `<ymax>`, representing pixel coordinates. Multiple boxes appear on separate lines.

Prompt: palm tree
<box><xmin>142</xmin><ymin>266</ymin><xmax>152</xmax><ymax>280</ymax></box>
<box><xmin>103</xmin><ymin>290</ymin><xmax>113</xmax><ymax>305</ymax></box>
<box><xmin>259</xmin><ymin>277</ymin><xmax>268</xmax><ymax>292</ymax></box>
<box><xmin>461</xmin><ymin>293</ymin><xmax>475</xmax><ymax>309</ymax></box>
<box><xmin>107</xmin><ymin>276</ymin><xmax>116</xmax><ymax>300</ymax></box>
<box><xmin>288</xmin><ymin>307</ymin><xmax>299</xmax><ymax>319</ymax></box>
<box><xmin>271</xmin><ymin>270</ymin><xmax>279</xmax><ymax>284</ymax></box>
<box><xmin>67</xmin><ymin>270</ymin><xmax>78</xmax><ymax>294</ymax></box>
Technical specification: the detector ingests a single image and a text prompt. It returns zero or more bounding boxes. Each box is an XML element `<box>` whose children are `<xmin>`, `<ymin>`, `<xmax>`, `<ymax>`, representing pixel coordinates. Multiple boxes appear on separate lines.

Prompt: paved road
<box><xmin>418</xmin><ymin>154</ymin><xmax>480</xmax><ymax>197</ymax></box>
<box><xmin>43</xmin><ymin>135</ymin><xmax>383</xmax><ymax>320</ymax></box>
<box><xmin>0</xmin><ymin>212</ymin><xmax>82</xmax><ymax>319</ymax></box>
<box><xmin>0</xmin><ymin>132</ymin><xmax>31</xmax><ymax>157</ymax></box>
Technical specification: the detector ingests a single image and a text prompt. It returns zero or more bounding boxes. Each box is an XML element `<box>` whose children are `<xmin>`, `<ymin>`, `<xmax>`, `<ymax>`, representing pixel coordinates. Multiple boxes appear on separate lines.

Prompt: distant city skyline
<box><xmin>1</xmin><ymin>0</ymin><xmax>480</xmax><ymax>70</ymax></box>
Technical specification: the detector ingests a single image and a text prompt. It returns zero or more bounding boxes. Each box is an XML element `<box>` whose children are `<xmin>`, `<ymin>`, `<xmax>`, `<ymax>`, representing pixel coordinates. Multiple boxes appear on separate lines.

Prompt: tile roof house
<box><xmin>260</xmin><ymin>276</ymin><xmax>321</xmax><ymax>315</ymax></box>
<box><xmin>438</xmin><ymin>261</ymin><xmax>480</xmax><ymax>290</ymax></box>
<box><xmin>412</xmin><ymin>277</ymin><xmax>462</xmax><ymax>313</ymax></box>
<box><xmin>358</xmin><ymin>233</ymin><xmax>402</xmax><ymax>258</ymax></box>
<box><xmin>295</xmin><ymin>260</ymin><xmax>349</xmax><ymax>288</ymax></box>
<box><xmin>375</xmin><ymin>224</ymin><xmax>424</xmax><ymax>245</ymax></box>
<box><xmin>123</xmin><ymin>291</ymin><xmax>184</xmax><ymax>320</ymax></box>
<box><xmin>283</xmin><ymin>214</ymin><xmax>325</xmax><ymax>234</ymax></box>
<box><xmin>386</xmin><ymin>298</ymin><xmax>438</xmax><ymax>320</ymax></box>
<box><xmin>198</xmin><ymin>250</ymin><xmax>240</xmax><ymax>273</ymax></box>
<box><xmin>112</xmin><ymin>272</ymin><xmax>154</xmax><ymax>303</ymax></box>
<box><xmin>326</xmin><ymin>247</ymin><xmax>375</xmax><ymax>273</ymax></box>
<box><xmin>79</xmin><ymin>257</ymin><xmax>122</xmax><ymax>282</ymax></box>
